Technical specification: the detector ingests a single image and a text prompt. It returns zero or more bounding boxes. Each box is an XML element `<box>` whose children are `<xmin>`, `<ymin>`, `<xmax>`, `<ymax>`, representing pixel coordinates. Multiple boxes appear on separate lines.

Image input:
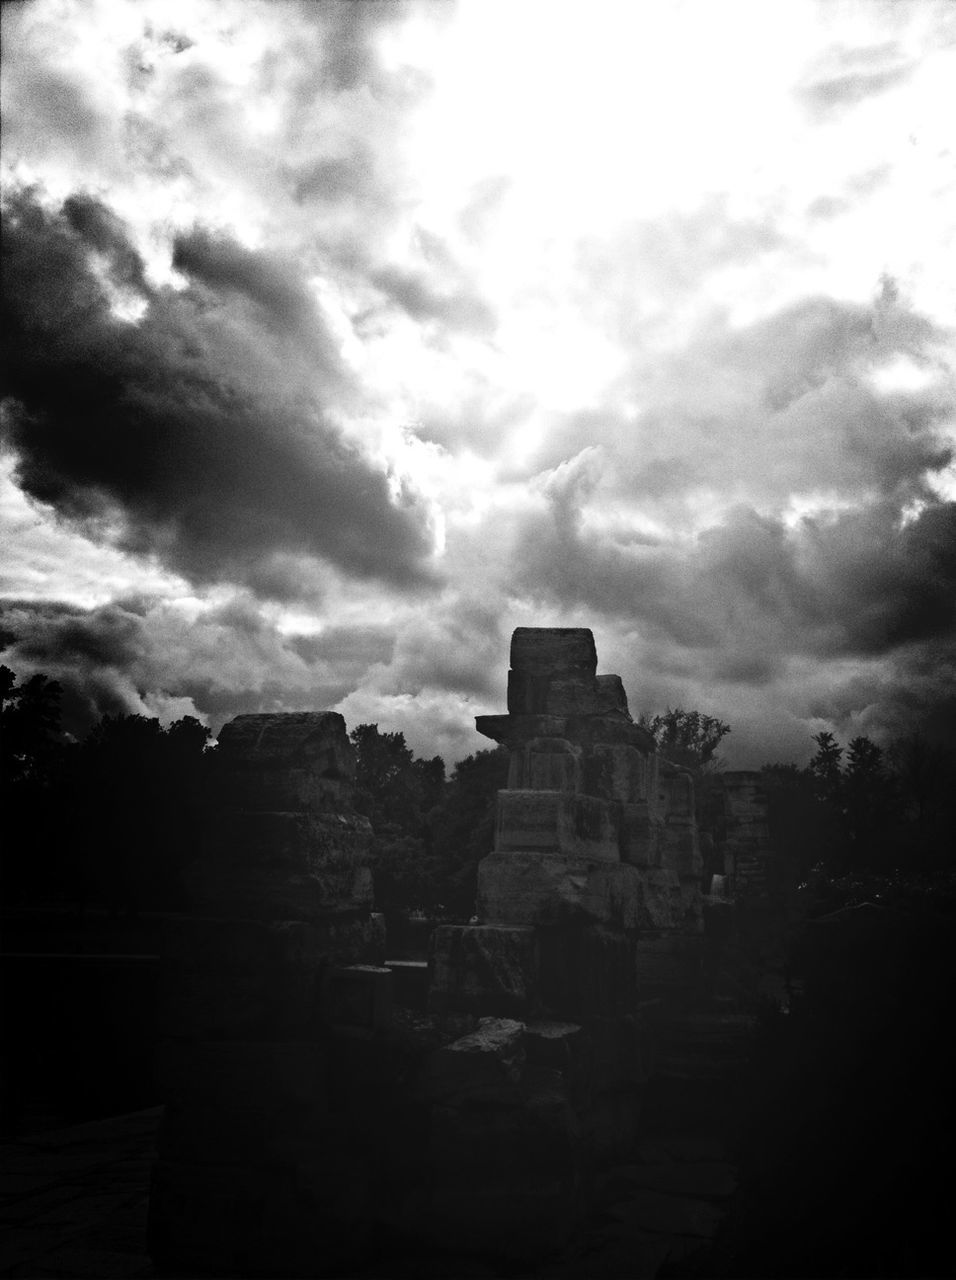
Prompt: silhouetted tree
<box><xmin>1</xmin><ymin>667</ymin><xmax>71</xmax><ymax>903</ymax></box>
<box><xmin>349</xmin><ymin>723</ymin><xmax>446</xmax><ymax>914</ymax></box>
<box><xmin>430</xmin><ymin>747</ymin><xmax>509</xmax><ymax>917</ymax></box>
<box><xmin>640</xmin><ymin>706</ymin><xmax>731</xmax><ymax>773</ymax></box>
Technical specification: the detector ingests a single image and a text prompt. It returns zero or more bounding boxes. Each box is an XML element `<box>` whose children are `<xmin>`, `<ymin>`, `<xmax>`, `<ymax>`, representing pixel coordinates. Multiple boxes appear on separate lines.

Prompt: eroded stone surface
<box><xmin>428</xmin><ymin>924</ymin><xmax>540</xmax><ymax>1019</ymax></box>
<box><xmin>215</xmin><ymin>712</ymin><xmax>356</xmax><ymax>812</ymax></box>
<box><xmin>478</xmin><ymin>853</ymin><xmax>643</xmax><ymax>930</ymax></box>
<box><xmin>495</xmin><ymin>790</ymin><xmax>620</xmax><ymax>860</ymax></box>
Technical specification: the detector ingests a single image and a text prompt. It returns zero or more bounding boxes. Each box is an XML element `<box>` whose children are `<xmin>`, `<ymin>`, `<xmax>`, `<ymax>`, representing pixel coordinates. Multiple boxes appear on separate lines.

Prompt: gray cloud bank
<box><xmin>1</xmin><ymin>190</ymin><xmax>438</xmax><ymax>600</ymax></box>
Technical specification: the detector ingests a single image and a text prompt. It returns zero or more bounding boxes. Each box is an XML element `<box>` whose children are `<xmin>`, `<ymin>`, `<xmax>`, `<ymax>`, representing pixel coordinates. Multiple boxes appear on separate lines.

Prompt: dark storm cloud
<box><xmin>0</xmin><ymin>190</ymin><xmax>438</xmax><ymax>598</ymax></box>
<box><xmin>0</xmin><ymin>595</ymin><xmax>398</xmax><ymax>738</ymax></box>
<box><xmin>516</xmin><ymin>478</ymin><xmax>956</xmax><ymax>660</ymax></box>
<box><xmin>171</xmin><ymin>228</ymin><xmax>320</xmax><ymax>336</ymax></box>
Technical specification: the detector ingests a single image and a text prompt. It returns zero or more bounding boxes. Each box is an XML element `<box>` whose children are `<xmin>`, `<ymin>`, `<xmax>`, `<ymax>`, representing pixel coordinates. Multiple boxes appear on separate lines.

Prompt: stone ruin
<box><xmin>148</xmin><ymin>628</ymin><xmax>730</xmax><ymax>1273</ymax></box>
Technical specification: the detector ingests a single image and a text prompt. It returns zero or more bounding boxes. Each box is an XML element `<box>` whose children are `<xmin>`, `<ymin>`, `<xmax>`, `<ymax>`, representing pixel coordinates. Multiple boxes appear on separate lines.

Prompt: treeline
<box><xmin>0</xmin><ymin>666</ymin><xmax>507</xmax><ymax>918</ymax></box>
<box><xmin>3</xmin><ymin>666</ymin><xmax>954</xmax><ymax>919</ymax></box>
<box><xmin>761</xmin><ymin>729</ymin><xmax>956</xmax><ymax>887</ymax></box>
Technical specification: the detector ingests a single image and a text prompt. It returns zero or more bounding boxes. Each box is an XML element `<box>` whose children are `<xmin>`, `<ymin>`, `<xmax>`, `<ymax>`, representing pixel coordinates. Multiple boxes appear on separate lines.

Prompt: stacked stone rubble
<box><xmin>423</xmin><ymin>628</ymin><xmax>705</xmax><ymax>1254</ymax></box>
<box><xmin>148</xmin><ymin>713</ymin><xmax>389</xmax><ymax>1276</ymax></box>
<box><xmin>720</xmin><ymin>771</ymin><xmax>772</xmax><ymax>899</ymax></box>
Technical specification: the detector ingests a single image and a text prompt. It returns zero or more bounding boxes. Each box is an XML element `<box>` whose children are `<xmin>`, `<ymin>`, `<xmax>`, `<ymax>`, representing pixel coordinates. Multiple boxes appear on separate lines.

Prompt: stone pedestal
<box><xmin>420</xmin><ymin>627</ymin><xmax>707</xmax><ymax>1254</ymax></box>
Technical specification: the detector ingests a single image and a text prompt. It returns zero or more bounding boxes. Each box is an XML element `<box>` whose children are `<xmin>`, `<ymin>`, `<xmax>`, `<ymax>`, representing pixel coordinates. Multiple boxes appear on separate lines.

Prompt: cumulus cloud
<box><xmin>2</xmin><ymin>0</ymin><xmax>955</xmax><ymax>771</ymax></box>
<box><xmin>0</xmin><ymin>190</ymin><xmax>439</xmax><ymax>598</ymax></box>
<box><xmin>0</xmin><ymin>593</ymin><xmax>398</xmax><ymax>739</ymax></box>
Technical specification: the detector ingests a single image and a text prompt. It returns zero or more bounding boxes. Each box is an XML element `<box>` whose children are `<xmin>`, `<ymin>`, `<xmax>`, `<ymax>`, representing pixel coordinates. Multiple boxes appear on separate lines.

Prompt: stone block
<box><xmin>662</xmin><ymin>770</ymin><xmax>695</xmax><ymax>818</ymax></box>
<box><xmin>324</xmin><ymin>964</ymin><xmax>393</xmax><ymax>1032</ymax></box>
<box><xmin>188</xmin><ymin>810</ymin><xmax>373</xmax><ymax>920</ymax></box>
<box><xmin>423</xmin><ymin>1017</ymin><xmax>526</xmax><ymax>1105</ymax></box>
<box><xmin>544</xmin><ymin>673</ymin><xmax>631</xmax><ymax>718</ymax></box>
<box><xmin>660</xmin><ymin>821</ymin><xmax>703</xmax><ymax>878</ymax></box>
<box><xmin>158</xmin><ymin>914</ymin><xmax>385</xmax><ymax>1041</ymax></box>
<box><xmin>537</xmin><ymin>924</ymin><xmax>640</xmax><ymax>1020</ymax></box>
<box><xmin>586</xmin><ymin>745</ymin><xmax>649</xmax><ymax>804</ymax></box>
<box><xmin>507</xmin><ymin>737</ymin><xmax>582</xmax><ymax>791</ymax></box>
<box><xmin>510</xmin><ymin>627</ymin><xmax>597</xmax><ymax>676</ymax></box>
<box><xmin>620</xmin><ymin>802</ymin><xmax>662</xmax><ymax>867</ymax></box>
<box><xmin>215</xmin><ymin>711</ymin><xmax>355</xmax><ymax>812</ymax></box>
<box><xmin>633</xmin><ymin>868</ymin><xmax>684</xmax><ymax>930</ymax></box>
<box><xmin>476</xmin><ymin>713</ymin><xmax>569</xmax><ymax>746</ymax></box>
<box><xmin>495</xmin><ymin>789</ymin><xmax>619</xmax><ymax>860</ymax></box>
<box><xmin>478</xmin><ymin>853</ymin><xmax>642</xmax><ymax>930</ymax></box>
<box><xmin>428</xmin><ymin>925</ymin><xmax>539</xmax><ymax>1018</ymax></box>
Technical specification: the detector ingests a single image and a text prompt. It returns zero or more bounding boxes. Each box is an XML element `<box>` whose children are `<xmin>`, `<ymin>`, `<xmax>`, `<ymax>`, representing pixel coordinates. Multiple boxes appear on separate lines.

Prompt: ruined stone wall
<box><xmin>148</xmin><ymin>630</ymin><xmax>713</xmax><ymax>1271</ymax></box>
<box><xmin>422</xmin><ymin>628</ymin><xmax>707</xmax><ymax>1250</ymax></box>
<box><xmin>148</xmin><ymin>712</ymin><xmax>390</xmax><ymax>1275</ymax></box>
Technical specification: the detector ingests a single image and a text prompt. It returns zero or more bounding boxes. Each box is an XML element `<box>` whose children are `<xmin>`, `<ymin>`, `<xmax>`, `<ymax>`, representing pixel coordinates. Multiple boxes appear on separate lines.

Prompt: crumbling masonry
<box><xmin>149</xmin><ymin>628</ymin><xmax>716</xmax><ymax>1272</ymax></box>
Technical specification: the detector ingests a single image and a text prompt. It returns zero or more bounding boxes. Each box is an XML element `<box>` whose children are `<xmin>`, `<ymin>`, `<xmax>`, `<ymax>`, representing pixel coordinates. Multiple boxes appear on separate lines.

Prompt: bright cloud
<box><xmin>2</xmin><ymin>0</ymin><xmax>955</xmax><ymax>765</ymax></box>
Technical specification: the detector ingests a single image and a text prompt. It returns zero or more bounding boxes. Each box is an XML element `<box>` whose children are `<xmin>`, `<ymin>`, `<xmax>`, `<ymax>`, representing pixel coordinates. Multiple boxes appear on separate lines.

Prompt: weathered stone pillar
<box><xmin>424</xmin><ymin>626</ymin><xmax>701</xmax><ymax>1253</ymax></box>
<box><xmin>148</xmin><ymin>712</ymin><xmax>388</xmax><ymax>1276</ymax></box>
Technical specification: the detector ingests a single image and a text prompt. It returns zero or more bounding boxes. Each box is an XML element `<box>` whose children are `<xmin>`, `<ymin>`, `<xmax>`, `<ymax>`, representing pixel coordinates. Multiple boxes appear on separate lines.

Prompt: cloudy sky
<box><xmin>2</xmin><ymin>0</ymin><xmax>955</xmax><ymax>767</ymax></box>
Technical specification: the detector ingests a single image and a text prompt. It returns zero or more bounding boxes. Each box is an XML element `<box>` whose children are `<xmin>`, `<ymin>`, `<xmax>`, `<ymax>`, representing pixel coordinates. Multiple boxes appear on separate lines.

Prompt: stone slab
<box><xmin>620</xmin><ymin>802</ymin><xmax>662</xmax><ymax>868</ymax></box>
<box><xmin>214</xmin><ymin>711</ymin><xmax>355</xmax><ymax>812</ymax></box>
<box><xmin>423</xmin><ymin>1017</ymin><xmax>526</xmax><ymax>1105</ymax></box>
<box><xmin>428</xmin><ymin>924</ymin><xmax>539</xmax><ymax>1018</ymax></box>
<box><xmin>510</xmin><ymin>627</ymin><xmax>597</xmax><ymax>676</ymax></box>
<box><xmin>507</xmin><ymin>737</ymin><xmax>582</xmax><ymax>792</ymax></box>
<box><xmin>495</xmin><ymin>789</ymin><xmax>620</xmax><ymax>860</ymax></box>
<box><xmin>478</xmin><ymin>853</ymin><xmax>642</xmax><ymax>929</ymax></box>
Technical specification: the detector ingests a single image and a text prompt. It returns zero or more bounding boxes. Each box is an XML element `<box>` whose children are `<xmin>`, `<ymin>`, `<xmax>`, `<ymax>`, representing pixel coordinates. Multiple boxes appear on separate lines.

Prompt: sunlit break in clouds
<box><xmin>2</xmin><ymin>0</ymin><xmax>955</xmax><ymax>765</ymax></box>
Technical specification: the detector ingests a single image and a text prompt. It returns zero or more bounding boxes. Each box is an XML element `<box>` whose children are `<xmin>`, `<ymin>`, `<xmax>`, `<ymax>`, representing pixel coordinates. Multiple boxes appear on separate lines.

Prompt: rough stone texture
<box><xmin>215</xmin><ymin>711</ymin><xmax>356</xmax><ymax>813</ymax></box>
<box><xmin>423</xmin><ymin>1017</ymin><xmax>527</xmax><ymax>1105</ymax></box>
<box><xmin>428</xmin><ymin>925</ymin><xmax>540</xmax><ymax>1019</ymax></box>
<box><xmin>420</xmin><ymin>1016</ymin><xmax>583</xmax><ymax>1258</ymax></box>
<box><xmin>495</xmin><ymin>790</ymin><xmax>620</xmax><ymax>860</ymax></box>
<box><xmin>620</xmin><ymin>802</ymin><xmax>662</xmax><ymax>868</ymax></box>
<box><xmin>187</xmin><ymin>810</ymin><xmax>373</xmax><ymax>921</ymax></box>
<box><xmin>634</xmin><ymin>869</ymin><xmax>684</xmax><ymax>931</ymax></box>
<box><xmin>510</xmin><ymin>627</ymin><xmax>597</xmax><ymax>676</ymax></box>
<box><xmin>478</xmin><ymin>853</ymin><xmax>643</xmax><ymax>930</ymax></box>
<box><xmin>586</xmin><ymin>743</ymin><xmax>649</xmax><ymax>804</ymax></box>
<box><xmin>507</xmin><ymin>736</ymin><xmax>583</xmax><ymax>792</ymax></box>
<box><xmin>660</xmin><ymin>821</ymin><xmax>703</xmax><ymax>879</ymax></box>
